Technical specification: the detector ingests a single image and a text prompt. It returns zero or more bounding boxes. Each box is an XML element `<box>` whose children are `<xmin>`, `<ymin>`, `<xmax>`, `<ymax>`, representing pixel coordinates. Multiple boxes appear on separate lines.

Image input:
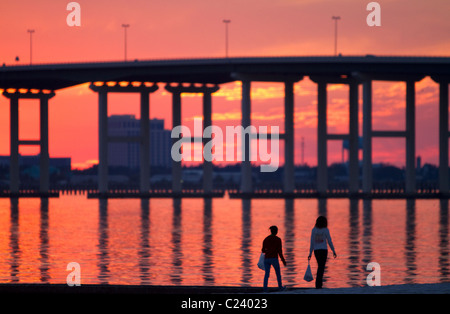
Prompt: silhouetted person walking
<box><xmin>308</xmin><ymin>216</ymin><xmax>337</xmax><ymax>288</ymax></box>
<box><xmin>262</xmin><ymin>225</ymin><xmax>286</xmax><ymax>292</ymax></box>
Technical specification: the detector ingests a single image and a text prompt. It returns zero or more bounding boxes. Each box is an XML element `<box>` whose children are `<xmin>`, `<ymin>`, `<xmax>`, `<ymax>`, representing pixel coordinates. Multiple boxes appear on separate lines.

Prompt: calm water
<box><xmin>0</xmin><ymin>194</ymin><xmax>449</xmax><ymax>288</ymax></box>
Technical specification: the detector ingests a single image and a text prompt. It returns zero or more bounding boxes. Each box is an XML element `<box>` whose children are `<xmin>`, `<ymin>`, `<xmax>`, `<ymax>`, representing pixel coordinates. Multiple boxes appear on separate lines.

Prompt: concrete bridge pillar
<box><xmin>316</xmin><ymin>81</ymin><xmax>328</xmax><ymax>194</ymax></box>
<box><xmin>202</xmin><ymin>89</ymin><xmax>221</xmax><ymax>193</ymax></box>
<box><xmin>284</xmin><ymin>81</ymin><xmax>295</xmax><ymax>193</ymax></box>
<box><xmin>165</xmin><ymin>83</ymin><xmax>220</xmax><ymax>194</ymax></box>
<box><xmin>359</xmin><ymin>74</ymin><xmax>424</xmax><ymax>196</ymax></box>
<box><xmin>140</xmin><ymin>91</ymin><xmax>150</xmax><ymax>192</ymax></box>
<box><xmin>40</xmin><ymin>94</ymin><xmax>51</xmax><ymax>193</ymax></box>
<box><xmin>311</xmin><ymin>76</ymin><xmax>361</xmax><ymax>194</ymax></box>
<box><xmin>439</xmin><ymin>81</ymin><xmax>449</xmax><ymax>193</ymax></box>
<box><xmin>2</xmin><ymin>90</ymin><xmax>55</xmax><ymax>195</ymax></box>
<box><xmin>169</xmin><ymin>87</ymin><xmax>182</xmax><ymax>193</ymax></box>
<box><xmin>362</xmin><ymin>80</ymin><xmax>373</xmax><ymax>194</ymax></box>
<box><xmin>240</xmin><ymin>80</ymin><xmax>252</xmax><ymax>194</ymax></box>
<box><xmin>431</xmin><ymin>76</ymin><xmax>450</xmax><ymax>194</ymax></box>
<box><xmin>89</xmin><ymin>82</ymin><xmax>159</xmax><ymax>194</ymax></box>
<box><xmin>348</xmin><ymin>81</ymin><xmax>360</xmax><ymax>194</ymax></box>
<box><xmin>8</xmin><ymin>94</ymin><xmax>19</xmax><ymax>194</ymax></box>
<box><xmin>97</xmin><ymin>89</ymin><xmax>108</xmax><ymax>194</ymax></box>
<box><xmin>405</xmin><ymin>80</ymin><xmax>416</xmax><ymax>194</ymax></box>
<box><xmin>231</xmin><ymin>73</ymin><xmax>303</xmax><ymax>195</ymax></box>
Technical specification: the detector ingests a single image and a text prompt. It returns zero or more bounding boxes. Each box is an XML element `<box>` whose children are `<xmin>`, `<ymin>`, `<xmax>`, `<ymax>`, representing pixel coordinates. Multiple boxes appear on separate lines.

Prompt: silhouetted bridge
<box><xmin>1</xmin><ymin>55</ymin><xmax>450</xmax><ymax>198</ymax></box>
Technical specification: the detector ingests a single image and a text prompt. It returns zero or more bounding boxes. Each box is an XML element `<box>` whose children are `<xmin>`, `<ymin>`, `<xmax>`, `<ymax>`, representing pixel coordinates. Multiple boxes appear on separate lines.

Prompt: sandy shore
<box><xmin>0</xmin><ymin>282</ymin><xmax>449</xmax><ymax>294</ymax></box>
<box><xmin>276</xmin><ymin>282</ymin><xmax>450</xmax><ymax>294</ymax></box>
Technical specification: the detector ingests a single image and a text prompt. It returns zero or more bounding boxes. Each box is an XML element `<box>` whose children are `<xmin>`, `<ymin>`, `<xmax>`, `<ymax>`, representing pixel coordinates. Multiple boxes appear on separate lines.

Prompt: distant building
<box><xmin>150</xmin><ymin>118</ymin><xmax>172</xmax><ymax>169</ymax></box>
<box><xmin>108</xmin><ymin>115</ymin><xmax>172</xmax><ymax>169</ymax></box>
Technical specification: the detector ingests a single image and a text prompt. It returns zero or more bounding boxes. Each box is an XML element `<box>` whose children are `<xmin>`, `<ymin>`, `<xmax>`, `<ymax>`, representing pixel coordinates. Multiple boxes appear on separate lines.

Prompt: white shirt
<box><xmin>309</xmin><ymin>227</ymin><xmax>335</xmax><ymax>255</ymax></box>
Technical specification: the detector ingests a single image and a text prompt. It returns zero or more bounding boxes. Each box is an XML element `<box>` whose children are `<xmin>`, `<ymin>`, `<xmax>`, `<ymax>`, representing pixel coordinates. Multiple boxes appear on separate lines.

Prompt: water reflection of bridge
<box><xmin>2</xmin><ymin>56</ymin><xmax>450</xmax><ymax>198</ymax></box>
<box><xmin>6</xmin><ymin>198</ymin><xmax>449</xmax><ymax>287</ymax></box>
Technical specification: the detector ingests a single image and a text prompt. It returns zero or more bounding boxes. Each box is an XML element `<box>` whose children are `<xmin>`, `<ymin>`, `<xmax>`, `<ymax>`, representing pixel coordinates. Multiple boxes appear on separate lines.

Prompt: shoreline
<box><xmin>277</xmin><ymin>282</ymin><xmax>450</xmax><ymax>294</ymax></box>
<box><xmin>0</xmin><ymin>282</ymin><xmax>449</xmax><ymax>294</ymax></box>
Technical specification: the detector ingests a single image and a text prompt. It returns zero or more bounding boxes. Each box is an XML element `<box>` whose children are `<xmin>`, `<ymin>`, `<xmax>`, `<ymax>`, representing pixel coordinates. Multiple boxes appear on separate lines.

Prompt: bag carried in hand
<box><xmin>257</xmin><ymin>253</ymin><xmax>265</xmax><ymax>270</ymax></box>
<box><xmin>304</xmin><ymin>261</ymin><xmax>313</xmax><ymax>282</ymax></box>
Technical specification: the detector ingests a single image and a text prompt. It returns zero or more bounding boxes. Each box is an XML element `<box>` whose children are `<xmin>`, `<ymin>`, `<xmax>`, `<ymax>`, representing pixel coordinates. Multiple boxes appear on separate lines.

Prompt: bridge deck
<box><xmin>2</xmin><ymin>55</ymin><xmax>450</xmax><ymax>90</ymax></box>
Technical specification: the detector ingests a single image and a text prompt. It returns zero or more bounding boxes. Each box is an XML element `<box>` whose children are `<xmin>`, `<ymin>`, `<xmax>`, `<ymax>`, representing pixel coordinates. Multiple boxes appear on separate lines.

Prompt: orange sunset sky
<box><xmin>0</xmin><ymin>0</ymin><xmax>450</xmax><ymax>169</ymax></box>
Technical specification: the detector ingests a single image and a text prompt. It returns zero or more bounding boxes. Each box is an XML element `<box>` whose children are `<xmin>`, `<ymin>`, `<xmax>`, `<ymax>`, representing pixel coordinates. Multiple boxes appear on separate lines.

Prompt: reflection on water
<box><xmin>98</xmin><ymin>199</ymin><xmax>109</xmax><ymax>284</ymax></box>
<box><xmin>440</xmin><ymin>200</ymin><xmax>449</xmax><ymax>281</ymax></box>
<box><xmin>284</xmin><ymin>199</ymin><xmax>296</xmax><ymax>286</ymax></box>
<box><xmin>39</xmin><ymin>199</ymin><xmax>50</xmax><ymax>282</ymax></box>
<box><xmin>171</xmin><ymin>199</ymin><xmax>182</xmax><ymax>284</ymax></box>
<box><xmin>361</xmin><ymin>200</ymin><xmax>373</xmax><ymax>274</ymax></box>
<box><xmin>9</xmin><ymin>199</ymin><xmax>19</xmax><ymax>282</ymax></box>
<box><xmin>347</xmin><ymin>200</ymin><xmax>360</xmax><ymax>286</ymax></box>
<box><xmin>241</xmin><ymin>200</ymin><xmax>252</xmax><ymax>285</ymax></box>
<box><xmin>139</xmin><ymin>199</ymin><xmax>150</xmax><ymax>285</ymax></box>
<box><xmin>405</xmin><ymin>200</ymin><xmax>416</xmax><ymax>284</ymax></box>
<box><xmin>0</xmin><ymin>195</ymin><xmax>449</xmax><ymax>288</ymax></box>
<box><xmin>202</xmin><ymin>198</ymin><xmax>214</xmax><ymax>285</ymax></box>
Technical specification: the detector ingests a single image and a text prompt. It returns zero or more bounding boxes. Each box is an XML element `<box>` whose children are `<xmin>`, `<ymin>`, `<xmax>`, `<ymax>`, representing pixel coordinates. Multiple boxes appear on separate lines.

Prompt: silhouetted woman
<box><xmin>308</xmin><ymin>216</ymin><xmax>337</xmax><ymax>288</ymax></box>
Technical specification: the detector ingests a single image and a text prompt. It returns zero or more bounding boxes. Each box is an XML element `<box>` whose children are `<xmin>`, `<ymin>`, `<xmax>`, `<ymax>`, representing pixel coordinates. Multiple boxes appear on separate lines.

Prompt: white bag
<box><xmin>257</xmin><ymin>253</ymin><xmax>265</xmax><ymax>270</ymax></box>
<box><xmin>304</xmin><ymin>262</ymin><xmax>313</xmax><ymax>282</ymax></box>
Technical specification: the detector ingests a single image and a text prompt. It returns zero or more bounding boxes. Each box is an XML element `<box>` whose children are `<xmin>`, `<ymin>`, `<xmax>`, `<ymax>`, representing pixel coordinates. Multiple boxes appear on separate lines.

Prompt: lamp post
<box><xmin>223</xmin><ymin>19</ymin><xmax>231</xmax><ymax>58</ymax></box>
<box><xmin>122</xmin><ymin>24</ymin><xmax>130</xmax><ymax>61</ymax></box>
<box><xmin>332</xmin><ymin>16</ymin><xmax>340</xmax><ymax>56</ymax></box>
<box><xmin>27</xmin><ymin>29</ymin><xmax>35</xmax><ymax>65</ymax></box>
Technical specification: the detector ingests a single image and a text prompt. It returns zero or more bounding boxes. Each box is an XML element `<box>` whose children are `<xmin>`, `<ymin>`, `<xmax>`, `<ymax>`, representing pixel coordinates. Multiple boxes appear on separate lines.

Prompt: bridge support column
<box><xmin>439</xmin><ymin>82</ymin><xmax>449</xmax><ymax>193</ymax></box>
<box><xmin>231</xmin><ymin>73</ymin><xmax>302</xmax><ymax>195</ymax></box>
<box><xmin>2</xmin><ymin>90</ymin><xmax>55</xmax><ymax>195</ymax></box>
<box><xmin>348</xmin><ymin>81</ymin><xmax>360</xmax><ymax>194</ymax></box>
<box><xmin>241</xmin><ymin>80</ymin><xmax>252</xmax><ymax>193</ymax></box>
<box><xmin>360</xmin><ymin>74</ymin><xmax>424</xmax><ymax>196</ymax></box>
<box><xmin>317</xmin><ymin>82</ymin><xmax>328</xmax><ymax>194</ymax></box>
<box><xmin>90</xmin><ymin>82</ymin><xmax>159</xmax><ymax>194</ymax></box>
<box><xmin>431</xmin><ymin>76</ymin><xmax>450</xmax><ymax>194</ymax></box>
<box><xmin>165</xmin><ymin>83</ymin><xmax>220</xmax><ymax>194</ymax></box>
<box><xmin>9</xmin><ymin>95</ymin><xmax>19</xmax><ymax>194</ymax></box>
<box><xmin>40</xmin><ymin>95</ymin><xmax>50</xmax><ymax>193</ymax></box>
<box><xmin>284</xmin><ymin>81</ymin><xmax>295</xmax><ymax>193</ymax></box>
<box><xmin>312</xmin><ymin>75</ymin><xmax>362</xmax><ymax>195</ymax></box>
<box><xmin>170</xmin><ymin>89</ymin><xmax>182</xmax><ymax>193</ymax></box>
<box><xmin>98</xmin><ymin>89</ymin><xmax>108</xmax><ymax>194</ymax></box>
<box><xmin>405</xmin><ymin>80</ymin><xmax>416</xmax><ymax>194</ymax></box>
<box><xmin>202</xmin><ymin>90</ymin><xmax>215</xmax><ymax>194</ymax></box>
<box><xmin>362</xmin><ymin>80</ymin><xmax>373</xmax><ymax>193</ymax></box>
<box><xmin>140</xmin><ymin>91</ymin><xmax>150</xmax><ymax>192</ymax></box>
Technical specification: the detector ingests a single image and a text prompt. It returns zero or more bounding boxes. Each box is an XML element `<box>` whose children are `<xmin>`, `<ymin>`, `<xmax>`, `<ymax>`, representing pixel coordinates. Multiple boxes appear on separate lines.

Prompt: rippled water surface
<box><xmin>0</xmin><ymin>195</ymin><xmax>448</xmax><ymax>288</ymax></box>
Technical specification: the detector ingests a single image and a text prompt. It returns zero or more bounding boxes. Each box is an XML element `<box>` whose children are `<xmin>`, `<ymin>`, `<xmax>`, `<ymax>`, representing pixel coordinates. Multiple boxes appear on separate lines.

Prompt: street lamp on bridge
<box><xmin>27</xmin><ymin>29</ymin><xmax>35</xmax><ymax>65</ymax></box>
<box><xmin>332</xmin><ymin>16</ymin><xmax>340</xmax><ymax>56</ymax></box>
<box><xmin>223</xmin><ymin>19</ymin><xmax>231</xmax><ymax>58</ymax></box>
<box><xmin>122</xmin><ymin>24</ymin><xmax>130</xmax><ymax>61</ymax></box>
